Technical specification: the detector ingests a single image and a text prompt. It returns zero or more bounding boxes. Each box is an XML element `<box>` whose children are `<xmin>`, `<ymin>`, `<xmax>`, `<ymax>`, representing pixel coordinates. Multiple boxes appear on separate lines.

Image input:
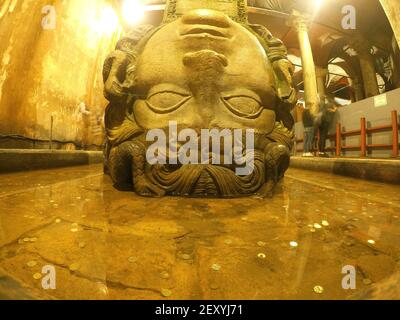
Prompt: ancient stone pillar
<box><xmin>289</xmin><ymin>10</ymin><xmax>319</xmax><ymax>115</ymax></box>
<box><xmin>353</xmin><ymin>39</ymin><xmax>380</xmax><ymax>98</ymax></box>
<box><xmin>352</xmin><ymin>78</ymin><xmax>365</xmax><ymax>102</ymax></box>
<box><xmin>315</xmin><ymin>67</ymin><xmax>328</xmax><ymax>99</ymax></box>
<box><xmin>380</xmin><ymin>0</ymin><xmax>400</xmax><ymax>49</ymax></box>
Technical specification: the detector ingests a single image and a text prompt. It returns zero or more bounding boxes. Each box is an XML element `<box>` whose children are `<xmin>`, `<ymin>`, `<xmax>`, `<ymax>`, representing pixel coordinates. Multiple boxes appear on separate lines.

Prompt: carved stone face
<box><xmin>133</xmin><ymin>9</ymin><xmax>277</xmax><ymax>134</ymax></box>
<box><xmin>104</xmin><ymin>8</ymin><xmax>295</xmax><ymax>198</ymax></box>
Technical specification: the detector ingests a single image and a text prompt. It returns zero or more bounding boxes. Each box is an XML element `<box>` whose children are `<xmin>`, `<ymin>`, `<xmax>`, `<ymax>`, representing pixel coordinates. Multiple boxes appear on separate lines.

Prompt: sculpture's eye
<box><xmin>222</xmin><ymin>95</ymin><xmax>263</xmax><ymax>119</ymax></box>
<box><xmin>146</xmin><ymin>91</ymin><xmax>191</xmax><ymax>114</ymax></box>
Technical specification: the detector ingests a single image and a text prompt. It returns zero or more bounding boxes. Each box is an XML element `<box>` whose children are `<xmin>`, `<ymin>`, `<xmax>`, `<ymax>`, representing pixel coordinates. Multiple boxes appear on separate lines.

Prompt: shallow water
<box><xmin>0</xmin><ymin>164</ymin><xmax>399</xmax><ymax>299</ymax></box>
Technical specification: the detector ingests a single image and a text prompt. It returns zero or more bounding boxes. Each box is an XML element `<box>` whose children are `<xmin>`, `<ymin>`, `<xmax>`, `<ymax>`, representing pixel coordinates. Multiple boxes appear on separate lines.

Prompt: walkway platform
<box><xmin>0</xmin><ymin>149</ymin><xmax>103</xmax><ymax>173</ymax></box>
<box><xmin>290</xmin><ymin>156</ymin><xmax>400</xmax><ymax>184</ymax></box>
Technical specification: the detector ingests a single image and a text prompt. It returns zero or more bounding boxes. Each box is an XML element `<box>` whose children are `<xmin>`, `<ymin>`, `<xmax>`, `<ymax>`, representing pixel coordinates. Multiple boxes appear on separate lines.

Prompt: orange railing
<box><xmin>295</xmin><ymin>110</ymin><xmax>399</xmax><ymax>158</ymax></box>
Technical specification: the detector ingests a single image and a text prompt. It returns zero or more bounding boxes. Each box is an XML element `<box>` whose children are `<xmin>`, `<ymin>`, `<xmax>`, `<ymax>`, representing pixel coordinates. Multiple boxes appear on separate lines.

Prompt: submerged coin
<box><xmin>27</xmin><ymin>261</ymin><xmax>37</xmax><ymax>267</ymax></box>
<box><xmin>224</xmin><ymin>240</ymin><xmax>233</xmax><ymax>245</ymax></box>
<box><xmin>78</xmin><ymin>242</ymin><xmax>86</xmax><ymax>248</ymax></box>
<box><xmin>367</xmin><ymin>239</ymin><xmax>376</xmax><ymax>245</ymax></box>
<box><xmin>210</xmin><ymin>284</ymin><xmax>219</xmax><ymax>290</ymax></box>
<box><xmin>98</xmin><ymin>284</ymin><xmax>109</xmax><ymax>295</ymax></box>
<box><xmin>71</xmin><ymin>228</ymin><xmax>79</xmax><ymax>233</ymax></box>
<box><xmin>314</xmin><ymin>223</ymin><xmax>322</xmax><ymax>229</ymax></box>
<box><xmin>160</xmin><ymin>271</ymin><xmax>170</xmax><ymax>279</ymax></box>
<box><xmin>211</xmin><ymin>264</ymin><xmax>221</xmax><ymax>271</ymax></box>
<box><xmin>290</xmin><ymin>241</ymin><xmax>298</xmax><ymax>248</ymax></box>
<box><xmin>69</xmin><ymin>263</ymin><xmax>80</xmax><ymax>271</ymax></box>
<box><xmin>182</xmin><ymin>254</ymin><xmax>191</xmax><ymax>260</ymax></box>
<box><xmin>128</xmin><ymin>257</ymin><xmax>137</xmax><ymax>263</ymax></box>
<box><xmin>33</xmin><ymin>273</ymin><xmax>42</xmax><ymax>280</ymax></box>
<box><xmin>258</xmin><ymin>253</ymin><xmax>266</xmax><ymax>259</ymax></box>
<box><xmin>257</xmin><ymin>241</ymin><xmax>266</xmax><ymax>247</ymax></box>
<box><xmin>161</xmin><ymin>289</ymin><xmax>172</xmax><ymax>297</ymax></box>
<box><xmin>55</xmin><ymin>219</ymin><xmax>61</xmax><ymax>223</ymax></box>
<box><xmin>345</xmin><ymin>240</ymin><xmax>355</xmax><ymax>247</ymax></box>
<box><xmin>321</xmin><ymin>220</ymin><xmax>329</xmax><ymax>227</ymax></box>
<box><xmin>314</xmin><ymin>286</ymin><xmax>324</xmax><ymax>294</ymax></box>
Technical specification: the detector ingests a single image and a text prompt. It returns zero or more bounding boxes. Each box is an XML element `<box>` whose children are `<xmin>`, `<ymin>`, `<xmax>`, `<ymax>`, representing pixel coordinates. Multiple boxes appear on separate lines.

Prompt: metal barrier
<box><xmin>296</xmin><ymin>110</ymin><xmax>399</xmax><ymax>158</ymax></box>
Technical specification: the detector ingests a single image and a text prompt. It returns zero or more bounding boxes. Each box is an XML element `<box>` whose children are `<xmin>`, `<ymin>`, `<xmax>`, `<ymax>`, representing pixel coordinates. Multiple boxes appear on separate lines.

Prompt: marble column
<box><xmin>289</xmin><ymin>10</ymin><xmax>319</xmax><ymax>115</ymax></box>
<box><xmin>353</xmin><ymin>39</ymin><xmax>380</xmax><ymax>98</ymax></box>
<box><xmin>315</xmin><ymin>67</ymin><xmax>328</xmax><ymax>100</ymax></box>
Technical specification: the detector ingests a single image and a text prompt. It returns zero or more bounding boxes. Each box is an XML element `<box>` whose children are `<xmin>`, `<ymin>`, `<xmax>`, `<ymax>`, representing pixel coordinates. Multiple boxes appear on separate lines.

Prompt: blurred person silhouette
<box><xmin>302</xmin><ymin>104</ymin><xmax>316</xmax><ymax>157</ymax></box>
<box><xmin>316</xmin><ymin>96</ymin><xmax>338</xmax><ymax>157</ymax></box>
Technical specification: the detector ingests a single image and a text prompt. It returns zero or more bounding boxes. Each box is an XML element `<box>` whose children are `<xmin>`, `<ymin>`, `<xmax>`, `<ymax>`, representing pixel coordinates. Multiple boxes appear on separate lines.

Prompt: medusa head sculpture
<box><xmin>102</xmin><ymin>8</ymin><xmax>297</xmax><ymax>198</ymax></box>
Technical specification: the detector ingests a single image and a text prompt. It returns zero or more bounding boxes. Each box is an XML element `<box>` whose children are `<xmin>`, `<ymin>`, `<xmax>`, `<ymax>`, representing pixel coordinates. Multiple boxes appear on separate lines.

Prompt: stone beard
<box><xmin>102</xmin><ymin>9</ymin><xmax>297</xmax><ymax>198</ymax></box>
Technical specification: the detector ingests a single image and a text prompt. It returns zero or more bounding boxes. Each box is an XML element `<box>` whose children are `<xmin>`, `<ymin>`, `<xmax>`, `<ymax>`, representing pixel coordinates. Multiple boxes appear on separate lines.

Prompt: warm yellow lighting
<box><xmin>313</xmin><ymin>0</ymin><xmax>324</xmax><ymax>11</ymax></box>
<box><xmin>122</xmin><ymin>0</ymin><xmax>145</xmax><ymax>25</ymax></box>
<box><xmin>196</xmin><ymin>9</ymin><xmax>213</xmax><ymax>17</ymax></box>
<box><xmin>310</xmin><ymin>0</ymin><xmax>324</xmax><ymax>20</ymax></box>
<box><xmin>98</xmin><ymin>6</ymin><xmax>119</xmax><ymax>35</ymax></box>
<box><xmin>290</xmin><ymin>241</ymin><xmax>299</xmax><ymax>248</ymax></box>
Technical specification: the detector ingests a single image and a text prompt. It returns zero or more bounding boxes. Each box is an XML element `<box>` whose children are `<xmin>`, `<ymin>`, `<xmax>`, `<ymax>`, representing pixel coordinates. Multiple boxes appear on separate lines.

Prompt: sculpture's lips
<box><xmin>181</xmin><ymin>27</ymin><xmax>229</xmax><ymax>39</ymax></box>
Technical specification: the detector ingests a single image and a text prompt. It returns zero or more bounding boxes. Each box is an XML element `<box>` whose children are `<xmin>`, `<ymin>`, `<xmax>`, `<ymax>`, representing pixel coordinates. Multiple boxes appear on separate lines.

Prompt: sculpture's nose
<box><xmin>181</xmin><ymin>9</ymin><xmax>230</xmax><ymax>28</ymax></box>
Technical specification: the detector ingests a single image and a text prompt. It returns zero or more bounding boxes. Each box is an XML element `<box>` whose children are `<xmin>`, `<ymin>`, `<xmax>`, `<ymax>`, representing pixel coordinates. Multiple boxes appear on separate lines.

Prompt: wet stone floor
<box><xmin>0</xmin><ymin>164</ymin><xmax>399</xmax><ymax>300</ymax></box>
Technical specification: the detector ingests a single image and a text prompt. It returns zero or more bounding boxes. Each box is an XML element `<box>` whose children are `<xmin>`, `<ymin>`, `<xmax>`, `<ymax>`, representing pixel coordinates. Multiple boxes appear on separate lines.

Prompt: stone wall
<box><xmin>0</xmin><ymin>0</ymin><xmax>120</xmax><ymax>150</ymax></box>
